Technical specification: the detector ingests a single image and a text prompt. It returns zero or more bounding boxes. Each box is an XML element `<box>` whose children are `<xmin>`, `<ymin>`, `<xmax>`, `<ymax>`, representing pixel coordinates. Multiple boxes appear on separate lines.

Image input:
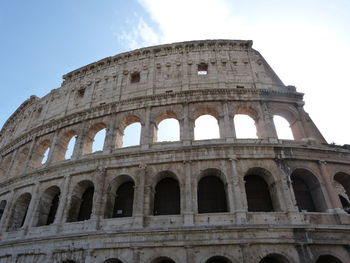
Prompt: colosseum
<box><xmin>0</xmin><ymin>39</ymin><xmax>349</xmax><ymax>263</ymax></box>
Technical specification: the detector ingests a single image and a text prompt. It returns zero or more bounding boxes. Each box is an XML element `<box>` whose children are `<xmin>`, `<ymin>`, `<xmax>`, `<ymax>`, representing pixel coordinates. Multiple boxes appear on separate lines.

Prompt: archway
<box><xmin>154</xmin><ymin>177</ymin><xmax>180</xmax><ymax>215</ymax></box>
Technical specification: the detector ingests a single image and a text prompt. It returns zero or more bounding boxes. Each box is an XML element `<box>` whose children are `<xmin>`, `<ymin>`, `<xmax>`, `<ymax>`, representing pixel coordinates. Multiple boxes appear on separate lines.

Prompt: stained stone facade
<box><xmin>0</xmin><ymin>40</ymin><xmax>349</xmax><ymax>263</ymax></box>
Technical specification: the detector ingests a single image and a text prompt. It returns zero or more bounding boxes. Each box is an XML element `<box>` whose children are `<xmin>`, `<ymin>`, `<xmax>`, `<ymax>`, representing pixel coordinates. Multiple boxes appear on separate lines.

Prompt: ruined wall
<box><xmin>0</xmin><ymin>40</ymin><xmax>349</xmax><ymax>263</ymax></box>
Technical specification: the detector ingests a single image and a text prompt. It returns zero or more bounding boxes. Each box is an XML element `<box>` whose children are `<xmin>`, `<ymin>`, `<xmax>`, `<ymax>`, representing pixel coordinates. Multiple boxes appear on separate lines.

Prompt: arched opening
<box><xmin>154</xmin><ymin>177</ymin><xmax>180</xmax><ymax>215</ymax></box>
<box><xmin>234</xmin><ymin>114</ymin><xmax>258</xmax><ymax>139</ymax></box>
<box><xmin>198</xmin><ymin>170</ymin><xmax>228</xmax><ymax>213</ymax></box>
<box><xmin>36</xmin><ymin>186</ymin><xmax>60</xmax><ymax>226</ymax></box>
<box><xmin>31</xmin><ymin>140</ymin><xmax>51</xmax><ymax>168</ymax></box>
<box><xmin>63</xmin><ymin>261</ymin><xmax>76</xmax><ymax>263</ymax></box>
<box><xmin>53</xmin><ymin>131</ymin><xmax>77</xmax><ymax>162</ymax></box>
<box><xmin>113</xmin><ymin>181</ymin><xmax>135</xmax><ymax>218</ymax></box>
<box><xmin>67</xmin><ymin>181</ymin><xmax>94</xmax><ymax>222</ymax></box>
<box><xmin>316</xmin><ymin>255</ymin><xmax>342</xmax><ymax>263</ymax></box>
<box><xmin>152</xmin><ymin>257</ymin><xmax>176</xmax><ymax>263</ymax></box>
<box><xmin>259</xmin><ymin>253</ymin><xmax>290</xmax><ymax>263</ymax></box>
<box><xmin>103</xmin><ymin>259</ymin><xmax>123</xmax><ymax>263</ymax></box>
<box><xmin>82</xmin><ymin>123</ymin><xmax>107</xmax><ymax>154</ymax></box>
<box><xmin>334</xmin><ymin>172</ymin><xmax>350</xmax><ymax>213</ymax></box>
<box><xmin>104</xmin><ymin>175</ymin><xmax>135</xmax><ymax>219</ymax></box>
<box><xmin>273</xmin><ymin>115</ymin><xmax>294</xmax><ymax>140</ymax></box>
<box><xmin>156</xmin><ymin>118</ymin><xmax>180</xmax><ymax>142</ymax></box>
<box><xmin>291</xmin><ymin>169</ymin><xmax>326</xmax><ymax>212</ymax></box>
<box><xmin>206</xmin><ymin>256</ymin><xmax>232</xmax><ymax>263</ymax></box>
<box><xmin>0</xmin><ymin>200</ymin><xmax>7</xmax><ymax>221</ymax></box>
<box><xmin>8</xmin><ymin>193</ymin><xmax>31</xmax><ymax>231</ymax></box>
<box><xmin>122</xmin><ymin>122</ymin><xmax>141</xmax><ymax>147</ymax></box>
<box><xmin>92</xmin><ymin>128</ymin><xmax>106</xmax><ymax>152</ymax></box>
<box><xmin>245</xmin><ymin>174</ymin><xmax>274</xmax><ymax>212</ymax></box>
<box><xmin>194</xmin><ymin>114</ymin><xmax>220</xmax><ymax>140</ymax></box>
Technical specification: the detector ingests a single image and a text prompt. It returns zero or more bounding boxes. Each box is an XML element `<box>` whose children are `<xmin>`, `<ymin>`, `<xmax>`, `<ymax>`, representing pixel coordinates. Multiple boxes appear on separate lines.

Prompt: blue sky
<box><xmin>0</xmin><ymin>0</ymin><xmax>349</xmax><ymax>144</ymax></box>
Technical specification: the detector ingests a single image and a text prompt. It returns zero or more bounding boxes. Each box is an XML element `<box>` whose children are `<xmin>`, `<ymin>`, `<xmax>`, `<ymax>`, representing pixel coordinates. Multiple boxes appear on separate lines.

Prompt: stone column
<box><xmin>183</xmin><ymin>161</ymin><xmax>194</xmax><ymax>226</ymax></box>
<box><xmin>46</xmin><ymin>129</ymin><xmax>60</xmax><ymax>165</ymax></box>
<box><xmin>72</xmin><ymin>122</ymin><xmax>88</xmax><ymax>159</ymax></box>
<box><xmin>222</xmin><ymin>102</ymin><xmax>235</xmax><ymax>141</ymax></box>
<box><xmin>140</xmin><ymin>107</ymin><xmax>151</xmax><ymax>149</ymax></box>
<box><xmin>133</xmin><ymin>164</ymin><xmax>146</xmax><ymax>227</ymax></box>
<box><xmin>258</xmin><ymin>102</ymin><xmax>278</xmax><ymax>141</ymax></box>
<box><xmin>92</xmin><ymin>167</ymin><xmax>106</xmax><ymax>229</ymax></box>
<box><xmin>55</xmin><ymin>175</ymin><xmax>71</xmax><ymax>230</ymax></box>
<box><xmin>5</xmin><ymin>148</ymin><xmax>18</xmax><ymax>177</ymax></box>
<box><xmin>24</xmin><ymin>183</ymin><xmax>40</xmax><ymax>230</ymax></box>
<box><xmin>228</xmin><ymin>157</ymin><xmax>246</xmax><ymax>223</ymax></box>
<box><xmin>318</xmin><ymin>161</ymin><xmax>342</xmax><ymax>212</ymax></box>
<box><xmin>103</xmin><ymin>114</ymin><xmax>118</xmax><ymax>153</ymax></box>
<box><xmin>181</xmin><ymin>103</ymin><xmax>194</xmax><ymax>145</ymax></box>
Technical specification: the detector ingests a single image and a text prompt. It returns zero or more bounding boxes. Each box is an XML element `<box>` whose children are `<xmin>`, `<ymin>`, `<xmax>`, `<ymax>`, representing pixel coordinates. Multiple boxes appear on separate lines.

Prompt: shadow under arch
<box><xmin>291</xmin><ymin>168</ymin><xmax>327</xmax><ymax>212</ymax></box>
<box><xmin>205</xmin><ymin>255</ymin><xmax>233</xmax><ymax>263</ymax></box>
<box><xmin>103</xmin><ymin>258</ymin><xmax>124</xmax><ymax>263</ymax></box>
<box><xmin>244</xmin><ymin>167</ymin><xmax>280</xmax><ymax>212</ymax></box>
<box><xmin>153</xmin><ymin>170</ymin><xmax>180</xmax><ymax>216</ymax></box>
<box><xmin>151</xmin><ymin>257</ymin><xmax>176</xmax><ymax>263</ymax></box>
<box><xmin>333</xmin><ymin>172</ymin><xmax>350</xmax><ymax>211</ymax></box>
<box><xmin>197</xmin><ymin>168</ymin><xmax>228</xmax><ymax>213</ymax></box>
<box><xmin>105</xmin><ymin>174</ymin><xmax>136</xmax><ymax>218</ymax></box>
<box><xmin>259</xmin><ymin>253</ymin><xmax>291</xmax><ymax>263</ymax></box>
<box><xmin>315</xmin><ymin>254</ymin><xmax>343</xmax><ymax>263</ymax></box>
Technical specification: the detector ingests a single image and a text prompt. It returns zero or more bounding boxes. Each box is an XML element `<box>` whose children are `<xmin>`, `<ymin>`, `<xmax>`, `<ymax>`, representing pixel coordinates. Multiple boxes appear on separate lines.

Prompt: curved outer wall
<box><xmin>0</xmin><ymin>40</ymin><xmax>349</xmax><ymax>263</ymax></box>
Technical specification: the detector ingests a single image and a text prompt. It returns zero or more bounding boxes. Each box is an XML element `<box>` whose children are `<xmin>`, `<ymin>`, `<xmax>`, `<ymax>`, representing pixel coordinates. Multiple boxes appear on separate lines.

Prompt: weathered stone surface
<box><xmin>0</xmin><ymin>40</ymin><xmax>349</xmax><ymax>263</ymax></box>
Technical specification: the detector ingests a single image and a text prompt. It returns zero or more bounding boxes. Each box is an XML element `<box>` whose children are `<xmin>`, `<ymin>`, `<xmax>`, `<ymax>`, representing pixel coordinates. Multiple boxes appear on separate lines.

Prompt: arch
<box><xmin>234</xmin><ymin>114</ymin><xmax>258</xmax><ymax>139</ymax></box>
<box><xmin>8</xmin><ymin>193</ymin><xmax>31</xmax><ymax>231</ymax></box>
<box><xmin>291</xmin><ymin>169</ymin><xmax>326</xmax><ymax>212</ymax></box>
<box><xmin>315</xmin><ymin>255</ymin><xmax>343</xmax><ymax>263</ymax></box>
<box><xmin>0</xmin><ymin>200</ymin><xmax>7</xmax><ymax>221</ymax></box>
<box><xmin>271</xmin><ymin>106</ymin><xmax>302</xmax><ymax>140</ymax></box>
<box><xmin>333</xmin><ymin>172</ymin><xmax>350</xmax><ymax>212</ymax></box>
<box><xmin>82</xmin><ymin>123</ymin><xmax>107</xmax><ymax>154</ymax></box>
<box><xmin>194</xmin><ymin>114</ymin><xmax>220</xmax><ymax>140</ymax></box>
<box><xmin>31</xmin><ymin>139</ymin><xmax>51</xmax><ymax>168</ymax></box>
<box><xmin>198</xmin><ymin>169</ymin><xmax>228</xmax><ymax>213</ymax></box>
<box><xmin>205</xmin><ymin>255</ymin><xmax>232</xmax><ymax>263</ymax></box>
<box><xmin>259</xmin><ymin>253</ymin><xmax>290</xmax><ymax>263</ymax></box>
<box><xmin>103</xmin><ymin>259</ymin><xmax>123</xmax><ymax>263</ymax></box>
<box><xmin>156</xmin><ymin>118</ymin><xmax>180</xmax><ymax>142</ymax></box>
<box><xmin>0</xmin><ymin>153</ymin><xmax>13</xmax><ymax>177</ymax></box>
<box><xmin>151</xmin><ymin>257</ymin><xmax>176</xmax><ymax>263</ymax></box>
<box><xmin>273</xmin><ymin>115</ymin><xmax>294</xmax><ymax>140</ymax></box>
<box><xmin>116</xmin><ymin>115</ymin><xmax>142</xmax><ymax>148</ymax></box>
<box><xmin>67</xmin><ymin>180</ymin><xmax>94</xmax><ymax>222</ymax></box>
<box><xmin>244</xmin><ymin>170</ymin><xmax>274</xmax><ymax>212</ymax></box>
<box><xmin>154</xmin><ymin>176</ymin><xmax>180</xmax><ymax>215</ymax></box>
<box><xmin>54</xmin><ymin>130</ymin><xmax>77</xmax><ymax>161</ymax></box>
<box><xmin>104</xmin><ymin>175</ymin><xmax>135</xmax><ymax>218</ymax></box>
<box><xmin>36</xmin><ymin>186</ymin><xmax>60</xmax><ymax>226</ymax></box>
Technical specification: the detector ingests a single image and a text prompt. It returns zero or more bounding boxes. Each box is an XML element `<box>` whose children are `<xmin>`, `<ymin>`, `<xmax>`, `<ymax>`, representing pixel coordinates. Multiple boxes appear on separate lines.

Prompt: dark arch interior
<box><xmin>206</xmin><ymin>256</ymin><xmax>231</xmax><ymax>263</ymax></box>
<box><xmin>292</xmin><ymin>176</ymin><xmax>316</xmax><ymax>212</ymax></box>
<box><xmin>77</xmin><ymin>186</ymin><xmax>94</xmax><ymax>221</ymax></box>
<box><xmin>104</xmin><ymin>259</ymin><xmax>123</xmax><ymax>263</ymax></box>
<box><xmin>113</xmin><ymin>181</ymin><xmax>135</xmax><ymax>218</ymax></box>
<box><xmin>46</xmin><ymin>192</ymin><xmax>60</xmax><ymax>225</ymax></box>
<box><xmin>9</xmin><ymin>193</ymin><xmax>31</xmax><ymax>230</ymax></box>
<box><xmin>245</xmin><ymin>174</ymin><xmax>273</xmax><ymax>212</ymax></box>
<box><xmin>316</xmin><ymin>255</ymin><xmax>342</xmax><ymax>263</ymax></box>
<box><xmin>0</xmin><ymin>200</ymin><xmax>6</xmax><ymax>221</ymax></box>
<box><xmin>154</xmin><ymin>177</ymin><xmax>180</xmax><ymax>215</ymax></box>
<box><xmin>198</xmin><ymin>175</ymin><xmax>228</xmax><ymax>213</ymax></box>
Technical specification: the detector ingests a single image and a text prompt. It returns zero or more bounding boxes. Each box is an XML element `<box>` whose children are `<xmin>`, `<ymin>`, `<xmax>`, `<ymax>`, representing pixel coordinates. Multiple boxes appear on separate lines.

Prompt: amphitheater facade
<box><xmin>0</xmin><ymin>40</ymin><xmax>349</xmax><ymax>263</ymax></box>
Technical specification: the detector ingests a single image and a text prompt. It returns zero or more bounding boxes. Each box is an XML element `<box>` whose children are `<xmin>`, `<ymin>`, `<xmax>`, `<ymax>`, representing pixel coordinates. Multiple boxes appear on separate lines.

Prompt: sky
<box><xmin>0</xmin><ymin>0</ymin><xmax>349</xmax><ymax>145</ymax></box>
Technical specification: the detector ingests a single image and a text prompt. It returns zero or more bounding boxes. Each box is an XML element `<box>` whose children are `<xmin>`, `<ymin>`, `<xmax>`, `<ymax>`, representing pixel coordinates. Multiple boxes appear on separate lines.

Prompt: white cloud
<box><xmin>121</xmin><ymin>0</ymin><xmax>350</xmax><ymax>144</ymax></box>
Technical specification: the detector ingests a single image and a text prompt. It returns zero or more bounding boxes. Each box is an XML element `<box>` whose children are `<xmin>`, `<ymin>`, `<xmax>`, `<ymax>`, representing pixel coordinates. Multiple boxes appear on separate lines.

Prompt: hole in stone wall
<box><xmin>130</xmin><ymin>72</ymin><xmax>140</xmax><ymax>83</ymax></box>
<box><xmin>113</xmin><ymin>181</ymin><xmax>134</xmax><ymax>218</ymax></box>
<box><xmin>245</xmin><ymin>174</ymin><xmax>274</xmax><ymax>212</ymax></box>
<box><xmin>194</xmin><ymin>115</ymin><xmax>220</xmax><ymax>140</ymax></box>
<box><xmin>273</xmin><ymin>115</ymin><xmax>294</xmax><ymax>140</ymax></box>
<box><xmin>153</xmin><ymin>177</ymin><xmax>180</xmax><ymax>215</ymax></box>
<box><xmin>92</xmin><ymin>128</ymin><xmax>106</xmax><ymax>152</ymax></box>
<box><xmin>197</xmin><ymin>63</ymin><xmax>208</xmax><ymax>75</ymax></box>
<box><xmin>8</xmin><ymin>193</ymin><xmax>31</xmax><ymax>231</ymax></box>
<box><xmin>234</xmin><ymin>114</ymin><xmax>258</xmax><ymax>139</ymax></box>
<box><xmin>77</xmin><ymin>88</ymin><xmax>85</xmax><ymax>98</ymax></box>
<box><xmin>65</xmin><ymin>135</ymin><xmax>77</xmax><ymax>159</ymax></box>
<box><xmin>157</xmin><ymin>118</ymin><xmax>180</xmax><ymax>142</ymax></box>
<box><xmin>122</xmin><ymin>122</ymin><xmax>141</xmax><ymax>147</ymax></box>
<box><xmin>41</xmin><ymin>147</ymin><xmax>50</xmax><ymax>165</ymax></box>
